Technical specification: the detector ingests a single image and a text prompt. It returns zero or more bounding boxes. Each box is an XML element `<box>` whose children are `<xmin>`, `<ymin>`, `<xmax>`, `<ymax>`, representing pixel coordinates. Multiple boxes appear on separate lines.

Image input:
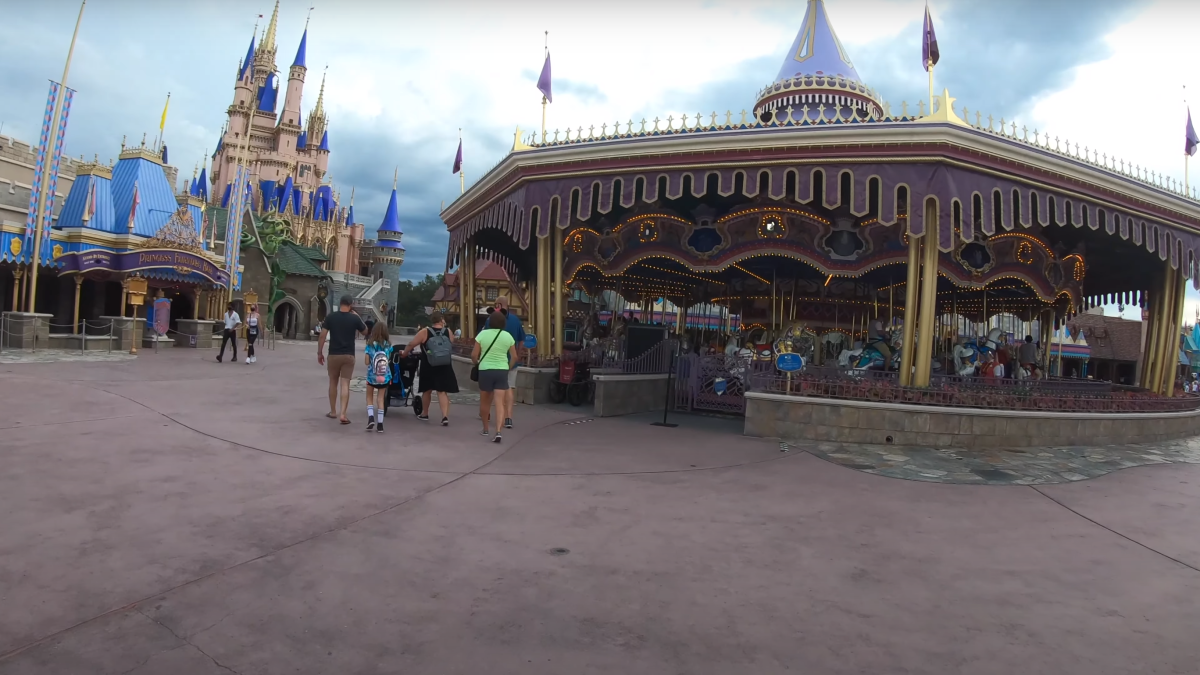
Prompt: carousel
<box><xmin>442</xmin><ymin>1</ymin><xmax>1200</xmax><ymax>441</ymax></box>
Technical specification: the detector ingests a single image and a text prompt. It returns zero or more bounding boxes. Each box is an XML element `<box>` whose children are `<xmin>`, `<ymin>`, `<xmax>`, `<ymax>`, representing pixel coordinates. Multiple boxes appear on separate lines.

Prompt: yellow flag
<box><xmin>159</xmin><ymin>93</ymin><xmax>170</xmax><ymax>132</ymax></box>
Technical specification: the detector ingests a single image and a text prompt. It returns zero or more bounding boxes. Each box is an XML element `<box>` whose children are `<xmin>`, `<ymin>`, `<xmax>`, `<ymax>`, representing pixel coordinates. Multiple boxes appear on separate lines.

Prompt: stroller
<box><xmin>384</xmin><ymin>351</ymin><xmax>423</xmax><ymax>416</ymax></box>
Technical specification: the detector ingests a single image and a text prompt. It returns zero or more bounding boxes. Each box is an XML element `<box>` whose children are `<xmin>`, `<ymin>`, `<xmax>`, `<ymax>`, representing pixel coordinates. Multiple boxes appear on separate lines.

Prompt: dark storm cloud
<box><xmin>850</xmin><ymin>0</ymin><xmax>1141</xmax><ymax>119</ymax></box>
<box><xmin>660</xmin><ymin>0</ymin><xmax>1140</xmax><ymax>122</ymax></box>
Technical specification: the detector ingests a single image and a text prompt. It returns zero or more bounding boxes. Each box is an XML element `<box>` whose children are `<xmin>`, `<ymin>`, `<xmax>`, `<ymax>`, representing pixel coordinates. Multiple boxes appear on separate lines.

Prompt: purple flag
<box><xmin>1187</xmin><ymin>108</ymin><xmax>1199</xmax><ymax>157</ymax></box>
<box><xmin>922</xmin><ymin>5</ymin><xmax>940</xmax><ymax>72</ymax></box>
<box><xmin>452</xmin><ymin>139</ymin><xmax>462</xmax><ymax>175</ymax></box>
<box><xmin>537</xmin><ymin>52</ymin><xmax>552</xmax><ymax>103</ymax></box>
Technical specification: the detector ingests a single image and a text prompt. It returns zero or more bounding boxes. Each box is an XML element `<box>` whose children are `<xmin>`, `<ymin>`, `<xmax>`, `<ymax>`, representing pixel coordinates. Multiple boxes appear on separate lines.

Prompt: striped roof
<box><xmin>110</xmin><ymin>156</ymin><xmax>177</xmax><ymax>236</ymax></box>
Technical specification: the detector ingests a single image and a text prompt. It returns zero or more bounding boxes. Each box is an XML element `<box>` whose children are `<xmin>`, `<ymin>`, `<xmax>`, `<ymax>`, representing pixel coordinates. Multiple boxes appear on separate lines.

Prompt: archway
<box><xmin>272</xmin><ymin>296</ymin><xmax>303</xmax><ymax>339</ymax></box>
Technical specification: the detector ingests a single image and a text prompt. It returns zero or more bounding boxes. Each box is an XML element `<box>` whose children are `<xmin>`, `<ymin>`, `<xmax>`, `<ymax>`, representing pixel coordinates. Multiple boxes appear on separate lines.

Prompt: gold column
<box><xmin>119</xmin><ymin>279</ymin><xmax>128</xmax><ymax>318</ymax></box>
<box><xmin>11</xmin><ymin>269</ymin><xmax>23</xmax><ymax>312</ymax></box>
<box><xmin>913</xmin><ymin>203</ymin><xmax>939</xmax><ymax>387</ymax></box>
<box><xmin>1147</xmin><ymin>269</ymin><xmax>1172</xmax><ymax>393</ymax></box>
<box><xmin>537</xmin><ymin>235</ymin><xmax>550</xmax><ymax>357</ymax></box>
<box><xmin>193</xmin><ymin>289</ymin><xmax>201</xmax><ymax>320</ymax></box>
<box><xmin>458</xmin><ymin>254</ymin><xmax>467</xmax><ymax>334</ymax></box>
<box><xmin>72</xmin><ymin>276</ymin><xmax>83</xmax><ymax>334</ymax></box>
<box><xmin>1158</xmin><ymin>268</ymin><xmax>1185</xmax><ymax>395</ymax></box>
<box><xmin>553</xmin><ymin>226</ymin><xmax>564</xmax><ymax>354</ymax></box>
<box><xmin>1139</xmin><ymin>288</ymin><xmax>1158</xmax><ymax>388</ymax></box>
<box><xmin>899</xmin><ymin>231</ymin><xmax>922</xmax><ymax>386</ymax></box>
<box><xmin>463</xmin><ymin>240</ymin><xmax>476</xmax><ymax>339</ymax></box>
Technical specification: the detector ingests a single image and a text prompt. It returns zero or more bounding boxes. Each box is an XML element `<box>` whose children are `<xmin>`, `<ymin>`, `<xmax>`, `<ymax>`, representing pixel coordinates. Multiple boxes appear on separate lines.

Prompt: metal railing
<box><xmin>747</xmin><ymin>370</ymin><xmax>1200</xmax><ymax>414</ymax></box>
<box><xmin>0</xmin><ymin>315</ymin><xmax>117</xmax><ymax>354</ymax></box>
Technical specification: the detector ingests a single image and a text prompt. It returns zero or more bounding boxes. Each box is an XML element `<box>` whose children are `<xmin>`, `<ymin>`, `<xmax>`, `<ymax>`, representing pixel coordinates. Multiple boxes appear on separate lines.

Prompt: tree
<box><xmin>393</xmin><ymin>274</ymin><xmax>443</xmax><ymax>325</ymax></box>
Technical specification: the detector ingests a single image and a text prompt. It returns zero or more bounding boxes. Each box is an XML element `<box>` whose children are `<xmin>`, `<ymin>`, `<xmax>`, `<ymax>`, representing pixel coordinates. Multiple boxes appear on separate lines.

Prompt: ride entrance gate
<box><xmin>675</xmin><ymin>353</ymin><xmax>772</xmax><ymax>415</ymax></box>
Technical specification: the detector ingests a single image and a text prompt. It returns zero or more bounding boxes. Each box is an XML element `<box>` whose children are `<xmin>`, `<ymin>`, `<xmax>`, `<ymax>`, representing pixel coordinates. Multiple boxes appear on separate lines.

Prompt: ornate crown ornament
<box><xmin>141</xmin><ymin>206</ymin><xmax>204</xmax><ymax>253</ymax></box>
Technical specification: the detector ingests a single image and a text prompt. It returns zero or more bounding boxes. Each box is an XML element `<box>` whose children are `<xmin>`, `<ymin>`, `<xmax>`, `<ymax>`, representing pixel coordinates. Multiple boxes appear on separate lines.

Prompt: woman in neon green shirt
<box><xmin>472</xmin><ymin>310</ymin><xmax>517</xmax><ymax>442</ymax></box>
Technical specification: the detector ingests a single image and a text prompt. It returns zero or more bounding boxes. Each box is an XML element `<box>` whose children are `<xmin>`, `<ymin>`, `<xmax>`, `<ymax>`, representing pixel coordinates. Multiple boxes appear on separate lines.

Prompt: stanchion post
<box><xmin>651</xmin><ymin>341</ymin><xmax>678</xmax><ymax>428</ymax></box>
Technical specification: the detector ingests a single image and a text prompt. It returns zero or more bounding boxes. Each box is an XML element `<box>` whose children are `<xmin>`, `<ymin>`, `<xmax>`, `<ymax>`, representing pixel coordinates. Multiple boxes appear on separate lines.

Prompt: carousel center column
<box><xmin>553</xmin><ymin>226</ymin><xmax>564</xmax><ymax>355</ymax></box>
<box><xmin>912</xmin><ymin>199</ymin><xmax>940</xmax><ymax>388</ymax></box>
<box><xmin>898</xmin><ymin>221</ymin><xmax>922</xmax><ymax>386</ymax></box>
<box><xmin>536</xmin><ymin>234</ymin><xmax>550</xmax><ymax>358</ymax></box>
<box><xmin>1146</xmin><ymin>267</ymin><xmax>1173</xmax><ymax>394</ymax></box>
<box><xmin>463</xmin><ymin>238</ymin><xmax>477</xmax><ymax>339</ymax></box>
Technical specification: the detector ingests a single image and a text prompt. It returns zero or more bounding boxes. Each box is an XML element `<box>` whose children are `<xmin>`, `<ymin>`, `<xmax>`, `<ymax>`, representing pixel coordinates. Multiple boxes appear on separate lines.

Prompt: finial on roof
<box><xmin>393</xmin><ymin>167</ymin><xmax>398</xmax><ymax>190</ymax></box>
<box><xmin>262</xmin><ymin>1</ymin><xmax>280</xmax><ymax>53</ymax></box>
<box><xmin>349</xmin><ymin>186</ymin><xmax>355</xmax><ymax>205</ymax></box>
<box><xmin>141</xmin><ymin>133</ymin><xmax>147</xmax><ymax>147</ymax></box>
<box><xmin>775</xmin><ymin>0</ymin><xmax>860</xmax><ymax>83</ymax></box>
<box><xmin>121</xmin><ymin>135</ymin><xmax>127</xmax><ymax>149</ymax></box>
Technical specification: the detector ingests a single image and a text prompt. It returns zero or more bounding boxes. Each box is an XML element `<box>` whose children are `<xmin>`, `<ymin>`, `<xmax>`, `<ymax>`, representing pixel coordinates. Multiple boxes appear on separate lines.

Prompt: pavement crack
<box><xmin>1030</xmin><ymin>486</ymin><xmax>1200</xmax><ymax>574</ymax></box>
<box><xmin>135</xmin><ymin>608</ymin><xmax>242</xmax><ymax>675</ymax></box>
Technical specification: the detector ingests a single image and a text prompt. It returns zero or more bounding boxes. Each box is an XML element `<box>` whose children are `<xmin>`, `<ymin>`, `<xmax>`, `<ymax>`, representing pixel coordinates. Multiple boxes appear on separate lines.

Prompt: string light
<box><xmin>732</xmin><ymin>263</ymin><xmax>770</xmax><ymax>284</ymax></box>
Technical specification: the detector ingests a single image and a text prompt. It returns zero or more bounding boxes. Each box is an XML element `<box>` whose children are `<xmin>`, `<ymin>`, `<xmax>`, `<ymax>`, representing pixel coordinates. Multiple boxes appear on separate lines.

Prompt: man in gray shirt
<box><xmin>1018</xmin><ymin>335</ymin><xmax>1039</xmax><ymax>377</ymax></box>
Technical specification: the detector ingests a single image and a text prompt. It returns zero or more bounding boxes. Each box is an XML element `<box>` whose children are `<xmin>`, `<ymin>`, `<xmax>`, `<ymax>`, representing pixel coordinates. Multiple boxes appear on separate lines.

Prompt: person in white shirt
<box><xmin>216</xmin><ymin>303</ymin><xmax>241</xmax><ymax>363</ymax></box>
<box><xmin>244</xmin><ymin>304</ymin><xmax>260</xmax><ymax>364</ymax></box>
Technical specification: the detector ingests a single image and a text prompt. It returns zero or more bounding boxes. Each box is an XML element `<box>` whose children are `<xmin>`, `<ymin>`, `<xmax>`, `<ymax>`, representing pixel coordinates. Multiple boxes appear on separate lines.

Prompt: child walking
<box><xmin>363</xmin><ymin>322</ymin><xmax>393</xmax><ymax>433</ymax></box>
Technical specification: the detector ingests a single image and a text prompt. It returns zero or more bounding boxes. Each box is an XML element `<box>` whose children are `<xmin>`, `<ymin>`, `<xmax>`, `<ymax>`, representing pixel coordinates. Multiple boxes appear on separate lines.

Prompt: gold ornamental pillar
<box><xmin>1157</xmin><ymin>268</ymin><xmax>1185</xmax><ymax>395</ymax></box>
<box><xmin>553</xmin><ymin>226</ymin><xmax>564</xmax><ymax>354</ymax></box>
<box><xmin>913</xmin><ymin>200</ymin><xmax>940</xmax><ymax>387</ymax></box>
<box><xmin>193</xmin><ymin>289</ymin><xmax>201</xmax><ymax>320</ymax></box>
<box><xmin>899</xmin><ymin>230</ymin><xmax>922</xmax><ymax>386</ymax></box>
<box><xmin>126</xmin><ymin>275</ymin><xmax>148</xmax><ymax>355</ymax></box>
<box><xmin>1143</xmin><ymin>278</ymin><xmax>1165</xmax><ymax>390</ymax></box>
<box><xmin>1148</xmin><ymin>268</ymin><xmax>1174</xmax><ymax>393</ymax></box>
<box><xmin>462</xmin><ymin>240</ymin><xmax>476</xmax><ymax>339</ymax></box>
<box><xmin>1168</xmin><ymin>271</ymin><xmax>1187</xmax><ymax>395</ymax></box>
<box><xmin>540</xmin><ymin>236</ymin><xmax>551</xmax><ymax>356</ymax></box>
<box><xmin>72</xmin><ymin>276</ymin><xmax>83</xmax><ymax>334</ymax></box>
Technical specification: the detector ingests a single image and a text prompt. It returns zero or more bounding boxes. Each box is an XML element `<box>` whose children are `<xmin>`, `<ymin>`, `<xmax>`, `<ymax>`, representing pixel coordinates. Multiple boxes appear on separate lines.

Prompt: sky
<box><xmin>1</xmin><ymin>0</ymin><xmax>1198</xmax><ymax>318</ymax></box>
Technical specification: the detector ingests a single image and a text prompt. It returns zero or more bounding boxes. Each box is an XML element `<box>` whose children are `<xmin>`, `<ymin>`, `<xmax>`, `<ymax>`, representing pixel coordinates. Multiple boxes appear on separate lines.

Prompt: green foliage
<box><xmin>392</xmin><ymin>274</ymin><xmax>443</xmax><ymax>325</ymax></box>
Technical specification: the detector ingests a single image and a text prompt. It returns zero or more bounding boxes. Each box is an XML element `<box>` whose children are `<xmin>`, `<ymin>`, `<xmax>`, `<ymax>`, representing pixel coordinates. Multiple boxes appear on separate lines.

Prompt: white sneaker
<box><xmin>251</xmin><ymin>356</ymin><xmax>256</xmax><ymax>363</ymax></box>
<box><xmin>245</xmin><ymin>357</ymin><xmax>250</xmax><ymax>364</ymax></box>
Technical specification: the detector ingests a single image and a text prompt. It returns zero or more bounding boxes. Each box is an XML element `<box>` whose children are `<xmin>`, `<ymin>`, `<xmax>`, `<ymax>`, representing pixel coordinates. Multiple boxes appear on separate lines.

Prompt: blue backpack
<box><xmin>365</xmin><ymin>342</ymin><xmax>393</xmax><ymax>386</ymax></box>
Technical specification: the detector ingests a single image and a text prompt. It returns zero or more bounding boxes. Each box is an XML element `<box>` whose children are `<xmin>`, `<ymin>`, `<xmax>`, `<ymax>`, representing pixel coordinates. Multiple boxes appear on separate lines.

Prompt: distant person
<box><xmin>363</xmin><ymin>322</ymin><xmax>393</xmax><ymax>433</ymax></box>
<box><xmin>473</xmin><ymin>310</ymin><xmax>517</xmax><ymax>443</ymax></box>
<box><xmin>318</xmin><ymin>295</ymin><xmax>367</xmax><ymax>424</ymax></box>
<box><xmin>401</xmin><ymin>311</ymin><xmax>458</xmax><ymax>427</ymax></box>
<box><xmin>1018</xmin><ymin>335</ymin><xmax>1039</xmax><ymax>378</ymax></box>
<box><xmin>494</xmin><ymin>296</ymin><xmax>525</xmax><ymax>429</ymax></box>
<box><xmin>216</xmin><ymin>302</ymin><xmax>240</xmax><ymax>363</ymax></box>
<box><xmin>244</xmin><ymin>304</ymin><xmax>260</xmax><ymax>364</ymax></box>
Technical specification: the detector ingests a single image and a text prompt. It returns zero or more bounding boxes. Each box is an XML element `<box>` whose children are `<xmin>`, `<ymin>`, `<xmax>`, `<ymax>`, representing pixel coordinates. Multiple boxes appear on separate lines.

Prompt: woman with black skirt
<box><xmin>400</xmin><ymin>311</ymin><xmax>459</xmax><ymax>426</ymax></box>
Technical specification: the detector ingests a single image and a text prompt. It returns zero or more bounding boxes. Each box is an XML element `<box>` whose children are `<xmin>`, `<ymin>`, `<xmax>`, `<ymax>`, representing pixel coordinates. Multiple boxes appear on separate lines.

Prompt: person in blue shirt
<box><xmin>494</xmin><ymin>296</ymin><xmax>525</xmax><ymax>429</ymax></box>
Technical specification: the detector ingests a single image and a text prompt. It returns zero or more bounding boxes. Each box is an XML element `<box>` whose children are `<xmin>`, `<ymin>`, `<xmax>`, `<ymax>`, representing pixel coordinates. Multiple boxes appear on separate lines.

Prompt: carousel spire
<box><xmin>774</xmin><ymin>0</ymin><xmax>862</xmax><ymax>84</ymax></box>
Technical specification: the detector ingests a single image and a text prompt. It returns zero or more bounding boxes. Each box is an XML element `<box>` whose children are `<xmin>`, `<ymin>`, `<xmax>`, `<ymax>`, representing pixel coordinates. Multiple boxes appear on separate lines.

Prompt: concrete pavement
<box><xmin>1</xmin><ymin>343</ymin><xmax>1198</xmax><ymax>674</ymax></box>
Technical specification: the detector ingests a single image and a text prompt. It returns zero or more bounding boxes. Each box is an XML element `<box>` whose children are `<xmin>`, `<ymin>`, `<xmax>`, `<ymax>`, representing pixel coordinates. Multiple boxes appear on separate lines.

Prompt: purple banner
<box><xmin>153</xmin><ymin>297</ymin><xmax>171</xmax><ymax>336</ymax></box>
<box><xmin>57</xmin><ymin>248</ymin><xmax>231</xmax><ymax>285</ymax></box>
<box><xmin>23</xmin><ymin>81</ymin><xmax>59</xmax><ymax>257</ymax></box>
<box><xmin>41</xmin><ymin>85</ymin><xmax>75</xmax><ymax>264</ymax></box>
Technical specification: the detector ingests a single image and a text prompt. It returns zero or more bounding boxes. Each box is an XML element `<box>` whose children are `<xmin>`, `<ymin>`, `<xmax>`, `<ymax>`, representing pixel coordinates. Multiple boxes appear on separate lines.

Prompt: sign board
<box><xmin>189</xmin><ymin>334</ymin><xmax>196</xmax><ymax>347</ymax></box>
<box><xmin>56</xmin><ymin>248</ymin><xmax>230</xmax><ymax>285</ymax></box>
<box><xmin>776</xmin><ymin>352</ymin><xmax>804</xmax><ymax>372</ymax></box>
<box><xmin>523</xmin><ymin>334</ymin><xmax>537</xmax><ymax>349</ymax></box>
<box><xmin>153</xmin><ymin>298</ymin><xmax>171</xmax><ymax>336</ymax></box>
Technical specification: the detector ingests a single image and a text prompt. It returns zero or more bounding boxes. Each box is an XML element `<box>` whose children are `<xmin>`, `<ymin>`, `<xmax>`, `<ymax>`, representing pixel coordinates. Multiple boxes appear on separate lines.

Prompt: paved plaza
<box><xmin>1</xmin><ymin>343</ymin><xmax>1199</xmax><ymax>674</ymax></box>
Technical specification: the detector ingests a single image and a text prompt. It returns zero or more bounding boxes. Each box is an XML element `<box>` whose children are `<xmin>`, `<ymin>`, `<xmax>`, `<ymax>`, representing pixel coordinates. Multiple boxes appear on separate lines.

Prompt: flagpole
<box><xmin>540</xmin><ymin>31</ymin><xmax>548</xmax><ymax>143</ymax></box>
<box><xmin>928</xmin><ymin>65</ymin><xmax>934</xmax><ymax>116</ymax></box>
<box><xmin>155</xmin><ymin>91</ymin><xmax>170</xmax><ymax>153</ymax></box>
<box><xmin>459</xmin><ymin>128</ymin><xmax>465</xmax><ymax>195</ymax></box>
<box><xmin>27</xmin><ymin>0</ymin><xmax>86</xmax><ymax>313</ymax></box>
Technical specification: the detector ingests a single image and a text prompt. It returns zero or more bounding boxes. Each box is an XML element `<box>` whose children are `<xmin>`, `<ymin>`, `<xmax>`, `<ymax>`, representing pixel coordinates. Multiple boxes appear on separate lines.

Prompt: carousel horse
<box><xmin>950</xmin><ymin>327</ymin><xmax>1005</xmax><ymax>377</ymax></box>
<box><xmin>839</xmin><ymin>332</ymin><xmax>903</xmax><ymax>371</ymax></box>
<box><xmin>821</xmin><ymin>331</ymin><xmax>849</xmax><ymax>360</ymax></box>
<box><xmin>773</xmin><ymin>322</ymin><xmax>818</xmax><ymax>365</ymax></box>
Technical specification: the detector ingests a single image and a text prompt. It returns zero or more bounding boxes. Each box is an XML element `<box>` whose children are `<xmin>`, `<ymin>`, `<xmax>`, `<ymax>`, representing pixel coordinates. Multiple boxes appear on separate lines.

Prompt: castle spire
<box><xmin>262</xmin><ymin>0</ymin><xmax>280</xmax><ymax>54</ymax></box>
<box><xmin>313</xmin><ymin>67</ymin><xmax>327</xmax><ymax>118</ymax></box>
<box><xmin>293</xmin><ymin>28</ymin><xmax>308</xmax><ymax>68</ymax></box>
<box><xmin>775</xmin><ymin>0</ymin><xmax>861</xmax><ymax>84</ymax></box>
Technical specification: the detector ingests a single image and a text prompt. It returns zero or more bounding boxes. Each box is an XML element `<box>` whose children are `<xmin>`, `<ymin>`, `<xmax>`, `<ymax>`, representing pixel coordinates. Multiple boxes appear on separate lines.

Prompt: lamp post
<box><xmin>26</xmin><ymin>0</ymin><xmax>87</xmax><ymax>313</ymax></box>
<box><xmin>126</xmin><ymin>275</ymin><xmax>148</xmax><ymax>355</ymax></box>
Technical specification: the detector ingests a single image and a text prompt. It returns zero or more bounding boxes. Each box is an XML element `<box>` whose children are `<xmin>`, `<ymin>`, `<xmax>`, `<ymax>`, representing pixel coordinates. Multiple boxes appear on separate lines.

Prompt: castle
<box><xmin>206</xmin><ymin>1</ymin><xmax>404</xmax><ymax>314</ymax></box>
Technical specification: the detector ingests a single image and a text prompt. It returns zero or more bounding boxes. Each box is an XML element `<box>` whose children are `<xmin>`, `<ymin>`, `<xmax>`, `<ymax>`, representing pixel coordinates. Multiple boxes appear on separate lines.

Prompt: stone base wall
<box><xmin>175</xmin><ymin>320</ymin><xmax>217</xmax><ymax>348</ymax></box>
<box><xmin>98</xmin><ymin>316</ymin><xmax>145</xmax><ymax>353</ymax></box>
<box><xmin>1</xmin><ymin>312</ymin><xmax>51</xmax><ymax>349</ymax></box>
<box><xmin>594</xmin><ymin>373</ymin><xmax>670</xmax><ymax>417</ymax></box>
<box><xmin>515</xmin><ymin>367</ymin><xmax>557</xmax><ymax>405</ymax></box>
<box><xmin>451</xmin><ymin>355</ymin><xmax>478</xmax><ymax>392</ymax></box>
<box><xmin>744</xmin><ymin>393</ymin><xmax>1200</xmax><ymax>448</ymax></box>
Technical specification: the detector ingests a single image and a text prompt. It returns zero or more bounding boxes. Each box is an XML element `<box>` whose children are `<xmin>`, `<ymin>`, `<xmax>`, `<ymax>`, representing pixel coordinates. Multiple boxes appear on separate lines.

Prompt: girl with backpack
<box><xmin>400</xmin><ymin>311</ymin><xmax>458</xmax><ymax>427</ymax></box>
<box><xmin>363</xmin><ymin>322</ymin><xmax>393</xmax><ymax>433</ymax></box>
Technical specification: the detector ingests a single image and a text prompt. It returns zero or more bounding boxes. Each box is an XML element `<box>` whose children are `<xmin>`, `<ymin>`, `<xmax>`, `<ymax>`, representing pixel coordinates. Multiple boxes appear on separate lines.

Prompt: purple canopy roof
<box><xmin>774</xmin><ymin>0</ymin><xmax>862</xmax><ymax>84</ymax></box>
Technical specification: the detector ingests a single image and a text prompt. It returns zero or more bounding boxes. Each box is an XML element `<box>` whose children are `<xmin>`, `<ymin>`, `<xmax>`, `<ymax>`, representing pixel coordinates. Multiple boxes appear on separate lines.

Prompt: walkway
<box><xmin>1</xmin><ymin>343</ymin><xmax>1198</xmax><ymax>674</ymax></box>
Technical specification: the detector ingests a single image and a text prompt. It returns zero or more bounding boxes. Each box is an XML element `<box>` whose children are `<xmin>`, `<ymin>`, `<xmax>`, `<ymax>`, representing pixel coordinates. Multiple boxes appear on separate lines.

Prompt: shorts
<box><xmin>478</xmin><ymin>369</ymin><xmax>510</xmax><ymax>392</ymax></box>
<box><xmin>327</xmin><ymin>354</ymin><xmax>355</xmax><ymax>380</ymax></box>
<box><xmin>368</xmin><ymin>383</ymin><xmax>389</xmax><ymax>390</ymax></box>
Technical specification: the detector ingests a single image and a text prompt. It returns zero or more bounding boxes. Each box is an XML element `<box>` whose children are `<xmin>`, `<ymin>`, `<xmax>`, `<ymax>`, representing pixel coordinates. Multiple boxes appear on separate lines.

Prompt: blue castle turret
<box><xmin>365</xmin><ymin>176</ymin><xmax>406</xmax><ymax>319</ymax></box>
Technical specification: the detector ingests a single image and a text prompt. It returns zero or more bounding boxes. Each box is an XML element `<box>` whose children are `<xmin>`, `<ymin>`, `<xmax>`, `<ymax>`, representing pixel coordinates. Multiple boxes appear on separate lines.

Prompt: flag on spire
<box><xmin>922</xmin><ymin>5</ymin><xmax>940</xmax><ymax>72</ymax></box>
<box><xmin>159</xmin><ymin>92</ymin><xmax>170</xmax><ymax>132</ymax></box>
<box><xmin>128</xmin><ymin>181</ymin><xmax>140</xmax><ymax>232</ymax></box>
<box><xmin>452</xmin><ymin>139</ymin><xmax>463</xmax><ymax>175</ymax></box>
<box><xmin>537</xmin><ymin>52</ymin><xmax>553</xmax><ymax>103</ymax></box>
<box><xmin>1186</xmin><ymin>108</ymin><xmax>1199</xmax><ymax>157</ymax></box>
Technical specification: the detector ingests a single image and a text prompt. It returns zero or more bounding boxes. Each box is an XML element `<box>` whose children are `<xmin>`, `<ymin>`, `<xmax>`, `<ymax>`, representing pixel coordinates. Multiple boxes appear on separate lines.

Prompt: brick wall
<box><xmin>0</xmin><ymin>134</ymin><xmax>78</xmax><ymax>226</ymax></box>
